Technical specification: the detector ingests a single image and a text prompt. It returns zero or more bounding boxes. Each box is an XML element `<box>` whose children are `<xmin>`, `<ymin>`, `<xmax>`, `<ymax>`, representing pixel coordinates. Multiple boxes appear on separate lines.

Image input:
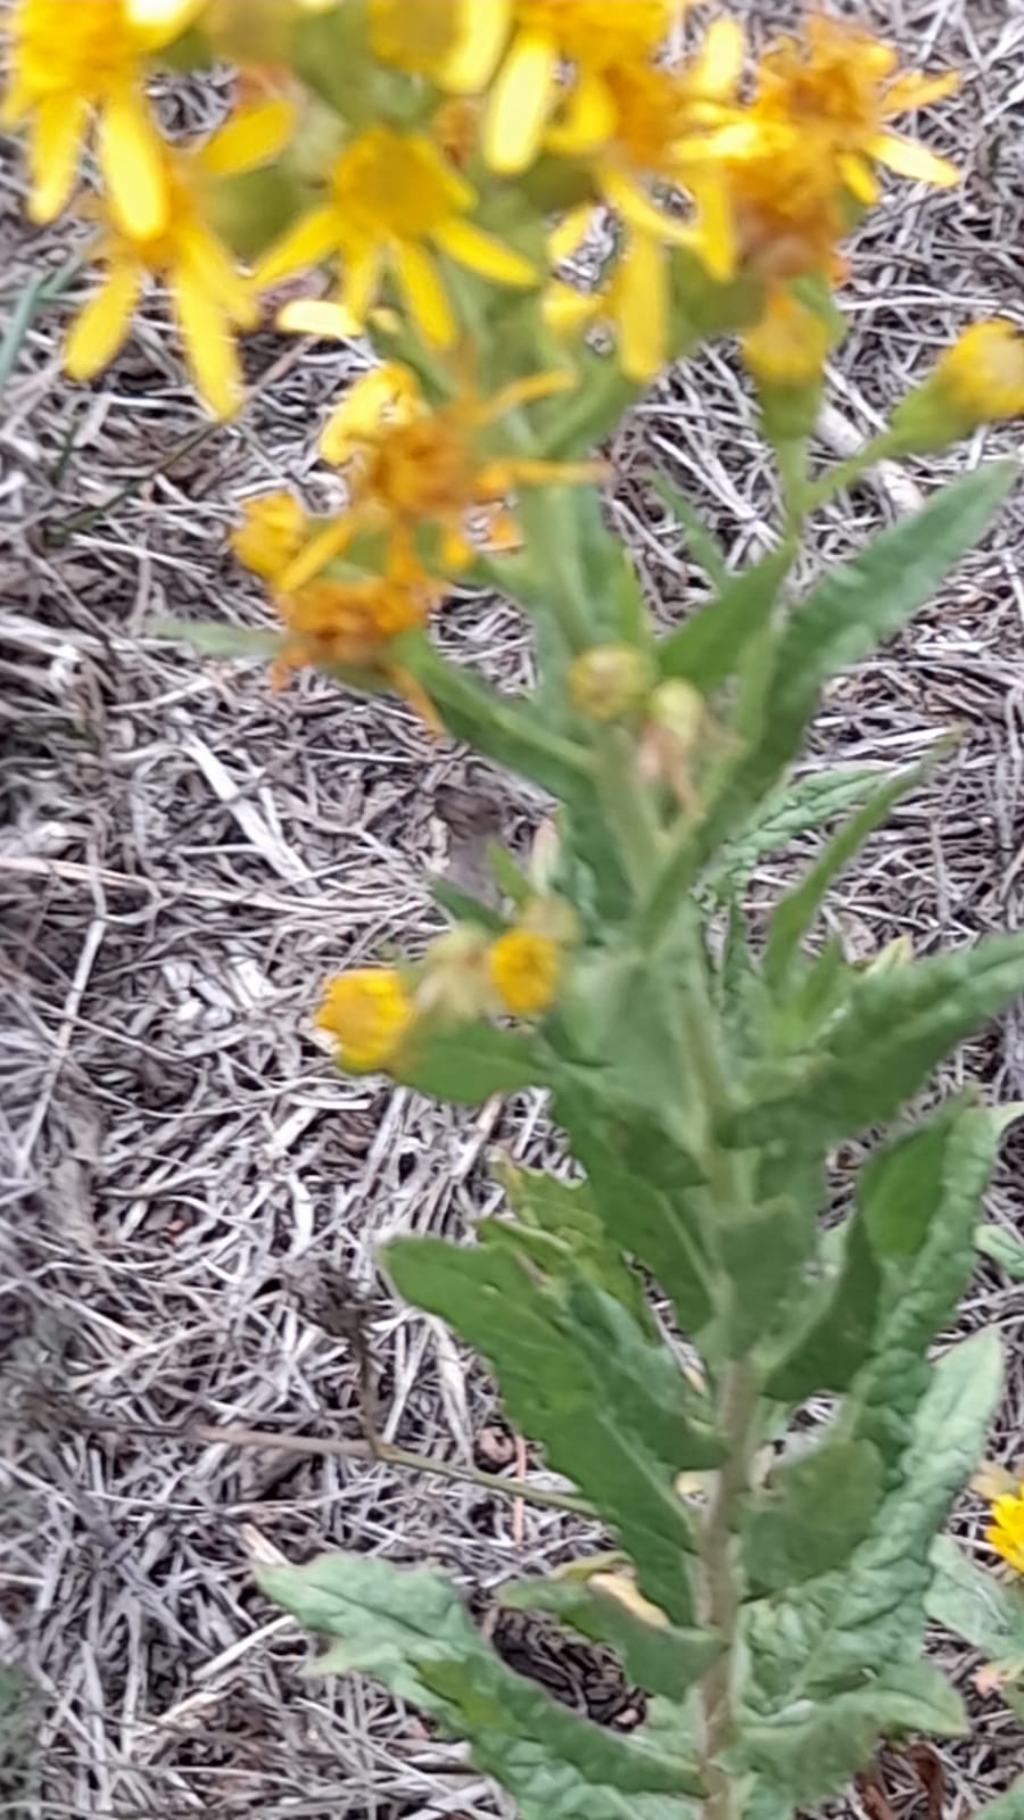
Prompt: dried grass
<box><xmin>3</xmin><ymin>2</ymin><xmax>1024</xmax><ymax>1815</ymax></box>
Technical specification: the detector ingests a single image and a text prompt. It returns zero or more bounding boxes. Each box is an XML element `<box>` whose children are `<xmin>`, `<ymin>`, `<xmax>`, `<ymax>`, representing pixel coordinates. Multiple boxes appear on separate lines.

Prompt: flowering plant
<box><xmin>11</xmin><ymin>2</ymin><xmax>1024</xmax><ymax>1814</ymax></box>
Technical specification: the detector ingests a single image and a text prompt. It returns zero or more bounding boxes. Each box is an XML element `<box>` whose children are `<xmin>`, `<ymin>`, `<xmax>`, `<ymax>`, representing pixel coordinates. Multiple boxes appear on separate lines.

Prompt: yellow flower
<box><xmin>63</xmin><ymin>108</ymin><xmax>291</xmax><ymax>417</ymax></box>
<box><xmin>752</xmin><ymin>15</ymin><xmax>959</xmax><ymax>208</ymax></box>
<box><xmin>488</xmin><ymin>929</ymin><xmax>562</xmax><ymax>1017</ymax></box>
<box><xmin>279</xmin><ymin>362</ymin><xmax>597</xmax><ymax>587</ymax></box>
<box><xmin>232</xmin><ymin>492</ymin><xmax>310</xmax><ymax>583</ymax></box>
<box><xmin>254</xmin><ymin>126</ymin><xmax>537</xmax><ymax>351</ymax></box>
<box><xmin>481</xmin><ymin>0</ymin><xmax>683</xmax><ymax>176</ymax></box>
<box><xmin>275</xmin><ymin>558</ymin><xmax>436</xmax><ymax>677</ymax></box>
<box><xmin>741</xmin><ymin>289</ymin><xmax>831</xmax><ymax>388</ymax></box>
<box><xmin>935</xmin><ymin>322</ymin><xmax>1024</xmax><ymax>424</ymax></box>
<box><xmin>316</xmin><ymin>968</ymin><xmax>415</xmax><ymax>1072</ymax></box>
<box><xmin>3</xmin><ymin>0</ymin><xmax>182</xmax><ymax>232</ymax></box>
<box><xmin>987</xmin><ymin>1484</ymin><xmax>1024</xmax><ymax>1575</ymax></box>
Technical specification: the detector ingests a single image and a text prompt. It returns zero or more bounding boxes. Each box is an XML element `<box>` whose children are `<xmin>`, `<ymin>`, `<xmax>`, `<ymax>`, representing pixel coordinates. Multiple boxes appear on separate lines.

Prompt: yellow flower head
<box><xmin>935</xmin><ymin>322</ymin><xmax>1024</xmax><ymax>425</ymax></box>
<box><xmin>482</xmin><ymin>0</ymin><xmax>682</xmax><ymax>175</ymax></box>
<box><xmin>64</xmin><ymin>130</ymin><xmax>271</xmax><ymax>418</ymax></box>
<box><xmin>232</xmin><ymin>492</ymin><xmax>310</xmax><ymax>583</ymax></box>
<box><xmin>752</xmin><ymin>16</ymin><xmax>958</xmax><ymax>210</ymax></box>
<box><xmin>987</xmin><ymin>1483</ymin><xmax>1024</xmax><ymax>1575</ymax></box>
<box><xmin>280</xmin><ymin>362</ymin><xmax>595</xmax><ymax>587</ymax></box>
<box><xmin>4</xmin><ymin>0</ymin><xmax>181</xmax><ymax>231</ymax></box>
<box><xmin>742</xmin><ymin>289</ymin><xmax>832</xmax><ymax>388</ymax></box>
<box><xmin>275</xmin><ymin>561</ymin><xmax>434</xmax><ymax>675</ymax></box>
<box><xmin>488</xmin><ymin>928</ymin><xmax>562</xmax><ymax>1017</ymax></box>
<box><xmin>316</xmin><ymin>968</ymin><xmax>415</xmax><ymax>1072</ymax></box>
<box><xmin>254</xmin><ymin>126</ymin><xmax>537</xmax><ymax>352</ymax></box>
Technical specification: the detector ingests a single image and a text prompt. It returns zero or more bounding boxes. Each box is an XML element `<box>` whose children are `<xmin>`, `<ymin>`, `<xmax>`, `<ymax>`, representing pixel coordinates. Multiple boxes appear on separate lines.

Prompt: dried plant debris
<box><xmin>3</xmin><ymin>0</ymin><xmax>1024</xmax><ymax>1814</ymax></box>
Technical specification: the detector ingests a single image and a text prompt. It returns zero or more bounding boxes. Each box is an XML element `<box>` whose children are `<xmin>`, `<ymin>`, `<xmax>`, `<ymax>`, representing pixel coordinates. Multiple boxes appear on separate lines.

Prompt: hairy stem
<box><xmin>698</xmin><ymin>1360</ymin><xmax>759</xmax><ymax>1820</ymax></box>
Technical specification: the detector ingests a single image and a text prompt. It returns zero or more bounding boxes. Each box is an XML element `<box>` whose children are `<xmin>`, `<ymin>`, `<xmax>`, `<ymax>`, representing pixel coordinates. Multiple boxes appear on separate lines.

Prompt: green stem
<box><xmin>803</xmin><ymin>428</ymin><xmax>901</xmax><ymax>513</ymax></box>
<box><xmin>697</xmin><ymin>1360</ymin><xmax>759</xmax><ymax>1820</ymax></box>
<box><xmin>593</xmin><ymin>728</ymin><xmax>662</xmax><ymax>892</ymax></box>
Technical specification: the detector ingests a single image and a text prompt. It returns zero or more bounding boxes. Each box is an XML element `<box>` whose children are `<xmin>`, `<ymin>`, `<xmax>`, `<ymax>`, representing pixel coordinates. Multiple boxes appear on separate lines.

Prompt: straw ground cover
<box><xmin>3</xmin><ymin>2</ymin><xmax>1024</xmax><ymax>1814</ymax></box>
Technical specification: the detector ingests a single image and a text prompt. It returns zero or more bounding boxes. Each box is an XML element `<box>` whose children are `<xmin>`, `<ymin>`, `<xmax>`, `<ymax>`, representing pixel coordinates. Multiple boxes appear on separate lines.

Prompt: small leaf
<box><xmin>736</xmin><ymin>1661</ymin><xmax>966</xmax><ymax>1806</ymax></box>
<box><xmin>260</xmin><ymin>1553</ymin><xmax>703</xmax><ymax>1812</ymax></box>
<box><xmin>763</xmin><ymin>757</ymin><xmax>937</xmax><ymax>987</ymax></box>
<box><xmin>494</xmin><ymin>1166</ymin><xmax>653</xmax><ymax>1329</ymax></box>
<box><xmin>694</xmin><ymin>461</ymin><xmax>1016</xmax><ymax>867</ymax></box>
<box><xmin>710</xmin><ymin>766</ymin><xmax>886</xmax><ymax>894</ymax></box>
<box><xmin>384</xmin><ymin>1239</ymin><xmax>707</xmax><ymax>1624</ymax></box>
<box><xmin>648</xmin><ymin>472</ymin><xmax>729</xmax><ymax>590</ymax></box>
<box><xmin>926</xmin><ymin>1534</ymin><xmax>1024</xmax><ymax>1670</ymax></box>
<box><xmin>151</xmin><ymin>615</ymin><xmax>282</xmax><ymax>660</ymax></box>
<box><xmin>429</xmin><ymin>876</ymin><xmax>506</xmax><ymax>934</ymax></box>
<box><xmin>742</xmin><ymin>1439</ymin><xmax>884</xmax><ymax>1593</ymax></box>
<box><xmin>727</xmin><ymin>934</ymin><xmax>1024</xmax><ymax>1148</ymax></box>
<box><xmin>976</xmin><ymin>1223</ymin><xmax>1024</xmax><ymax>1280</ymax></box>
<box><xmin>395</xmin><ymin>1024</ymin><xmax>549</xmax><ymax>1103</ymax></box>
<box><xmin>500</xmin><ymin>1576</ymin><xmax>722</xmax><ymax>1701</ymax></box>
<box><xmin>765</xmin><ymin>1213</ymin><xmax>881</xmax><ymax>1400</ymax></box>
<box><xmin>658</xmin><ymin>550</ymin><xmax>792</xmax><ymax>694</ymax></box>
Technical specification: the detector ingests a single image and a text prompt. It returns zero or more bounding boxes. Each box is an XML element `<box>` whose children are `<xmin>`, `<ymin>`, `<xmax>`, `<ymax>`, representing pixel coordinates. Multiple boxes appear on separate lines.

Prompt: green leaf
<box><xmin>747</xmin><ymin>1331</ymin><xmax>1003</xmax><ymax>1706</ymax></box>
<box><xmin>713</xmin><ymin>1168</ymin><xmax>821</xmax><ymax>1355</ymax></box>
<box><xmin>260</xmin><ymin>1553</ymin><xmax>702</xmax><ymax>1813</ymax></box>
<box><xmin>710</xmin><ymin>766</ymin><xmax>885</xmax><ymax>895</ymax></box>
<box><xmin>658</xmin><ymin>551</ymin><xmax>792</xmax><ymax>694</ymax></box>
<box><xmin>765</xmin><ymin>1213</ymin><xmax>881</xmax><ymax>1400</ymax></box>
<box><xmin>694</xmin><ymin>461</ymin><xmax>1016</xmax><ymax>868</ymax></box>
<box><xmin>648</xmin><ymin>473</ymin><xmax>729</xmax><ymax>590</ymax></box>
<box><xmin>500</xmin><ymin>1577</ymin><xmax>722</xmax><ymax>1701</ymax></box>
<box><xmin>727</xmin><ymin>934</ymin><xmax>1024</xmax><ymax>1148</ymax></box>
<box><xmin>742</xmin><ymin>1439</ymin><xmax>884</xmax><ymax>1593</ymax></box>
<box><xmin>384</xmin><ymin>1240</ymin><xmax>710</xmax><ymax>1623</ymax></box>
<box><xmin>847</xmin><ymin>1108</ymin><xmax>1008</xmax><ymax>1468</ymax></box>
<box><xmin>429</xmin><ymin>876</ymin><xmax>507</xmax><ymax>934</ymax></box>
<box><xmin>763</xmin><ymin>757</ymin><xmax>936</xmax><ymax>987</ymax></box>
<box><xmin>494</xmin><ymin>1166</ymin><xmax>653</xmax><ymax>1330</ymax></box>
<box><xmin>151</xmin><ymin>616</ymin><xmax>282</xmax><ymax>660</ymax></box>
<box><xmin>395</xmin><ymin>1024</ymin><xmax>549</xmax><ymax>1102</ymax></box>
<box><xmin>410</xmin><ymin>639</ymin><xmax>594</xmax><ymax>800</ymax></box>
<box><xmin>976</xmin><ymin>1223</ymin><xmax>1024</xmax><ymax>1279</ymax></box>
<box><xmin>926</xmin><ymin>1535</ymin><xmax>1024</xmax><ymax>1685</ymax></box>
<box><xmin>736</xmin><ymin>1660</ymin><xmax>966</xmax><ymax>1806</ymax></box>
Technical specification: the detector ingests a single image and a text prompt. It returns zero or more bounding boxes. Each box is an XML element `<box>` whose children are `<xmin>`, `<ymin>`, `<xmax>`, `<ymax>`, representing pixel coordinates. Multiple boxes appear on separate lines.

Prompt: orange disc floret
<box><xmin>488</xmin><ymin>929</ymin><xmax>562</xmax><ymax>1016</ymax></box>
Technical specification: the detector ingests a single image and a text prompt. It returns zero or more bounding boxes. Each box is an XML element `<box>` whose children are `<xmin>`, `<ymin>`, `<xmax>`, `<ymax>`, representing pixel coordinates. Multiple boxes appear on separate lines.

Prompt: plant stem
<box><xmin>803</xmin><ymin>428</ymin><xmax>901</xmax><ymax>512</ymax></box>
<box><xmin>697</xmin><ymin>1360</ymin><xmax>759</xmax><ymax>1820</ymax></box>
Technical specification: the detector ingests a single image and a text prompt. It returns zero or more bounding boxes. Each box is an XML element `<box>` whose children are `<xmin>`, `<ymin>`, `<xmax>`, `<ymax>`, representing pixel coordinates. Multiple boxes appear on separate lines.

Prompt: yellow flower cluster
<box><xmin>6</xmin><ymin>0</ymin><xmax>968</xmax><ymax>416</ymax></box>
<box><xmin>316</xmin><ymin>918</ymin><xmax>565</xmax><ymax>1074</ymax></box>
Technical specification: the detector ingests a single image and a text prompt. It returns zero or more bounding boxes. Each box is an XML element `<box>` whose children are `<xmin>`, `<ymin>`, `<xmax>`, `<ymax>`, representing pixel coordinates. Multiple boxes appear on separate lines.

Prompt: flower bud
<box><xmin>742</xmin><ymin>290</ymin><xmax>831</xmax><ymax>441</ymax></box>
<box><xmin>568</xmin><ymin>644</ymin><xmax>654</xmax><ymax>723</ymax></box>
<box><xmin>891</xmin><ymin>321</ymin><xmax>1024</xmax><ymax>452</ymax></box>
<box><xmin>417</xmin><ymin>925</ymin><xmax>492</xmax><ymax>1022</ymax></box>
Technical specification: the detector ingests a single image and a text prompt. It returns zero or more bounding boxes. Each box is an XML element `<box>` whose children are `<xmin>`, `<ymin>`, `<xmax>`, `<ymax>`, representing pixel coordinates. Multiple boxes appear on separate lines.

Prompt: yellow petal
<box><xmin>171</xmin><ymin>260</ymin><xmax>242</xmax><ymax>419</ymax></box>
<box><xmin>178</xmin><ymin>221</ymin><xmax>257</xmax><ymax>326</ymax></box>
<box><xmin>200</xmin><ymin>99</ymin><xmax>296</xmax><ymax>178</ymax></box>
<box><xmin>433</xmin><ymin>218</ymin><xmax>536</xmax><ymax>287</ymax></box>
<box><xmin>687</xmin><ymin>173</ymin><xmax>736</xmax><ymax>282</ymax></box>
<box><xmin>549</xmin><ymin>204</ymin><xmax>597</xmax><ymax>266</ymax></box>
<box><xmin>882</xmin><ymin>70</ymin><xmax>959</xmax><ymax>116</ymax></box>
<box><xmin>482</xmin><ymin>369</ymin><xmax>576</xmax><ymax>419</ymax></box>
<box><xmin>392</xmin><ymin>241</ymin><xmax>457</xmax><ymax>347</ymax></box>
<box><xmin>340</xmin><ymin>246</ymin><xmax>383</xmax><ymax>326</ymax></box>
<box><xmin>65</xmin><ymin>263</ymin><xmax>142</xmax><ymax>379</ymax></box>
<box><xmin>601</xmin><ymin>168</ymin><xmax>691</xmax><ymax>248</ymax></box>
<box><xmin>280</xmin><ymin>517</ymin><xmax>360</xmax><ymax>593</ymax></box>
<box><xmin>869</xmin><ymin>131</ymin><xmax>959</xmax><ymax>187</ymax></box>
<box><xmin>254</xmin><ymin>207</ymin><xmax>340</xmax><ymax>288</ymax></box>
<box><xmin>279</xmin><ymin>298</ymin><xmax>363</xmax><ymax>339</ymax></box>
<box><xmin>689</xmin><ymin>18</ymin><xmax>745</xmax><ymax>101</ymax></box>
<box><xmin>320</xmin><ymin>363</ymin><xmax>420</xmax><ymax>465</ymax></box>
<box><xmin>613</xmin><ymin>234</ymin><xmax>666</xmax><ymax>384</ymax></box>
<box><xmin>547</xmin><ymin>70</ymin><xmax>616</xmax><ymax>156</ymax></box>
<box><xmin>98</xmin><ymin>93</ymin><xmax>169</xmax><ymax>240</ymax></box>
<box><xmin>483</xmin><ymin>28</ymin><xmax>558</xmax><ymax>174</ymax></box>
<box><xmin>839</xmin><ymin>152</ymin><xmax>880</xmax><ymax>206</ymax></box>
<box><xmin>125</xmin><ymin>0</ymin><xmax>205</xmax><ymax>45</ymax></box>
<box><xmin>543</xmin><ymin>280</ymin><xmax>601</xmax><ymax>340</ymax></box>
<box><xmin>27</xmin><ymin>95</ymin><xmax>87</xmax><ymax>223</ymax></box>
<box><xmin>500</xmin><ymin>455</ymin><xmax>605</xmax><ymax>485</ymax></box>
<box><xmin>443</xmin><ymin>0</ymin><xmax>512</xmax><ymax>93</ymax></box>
